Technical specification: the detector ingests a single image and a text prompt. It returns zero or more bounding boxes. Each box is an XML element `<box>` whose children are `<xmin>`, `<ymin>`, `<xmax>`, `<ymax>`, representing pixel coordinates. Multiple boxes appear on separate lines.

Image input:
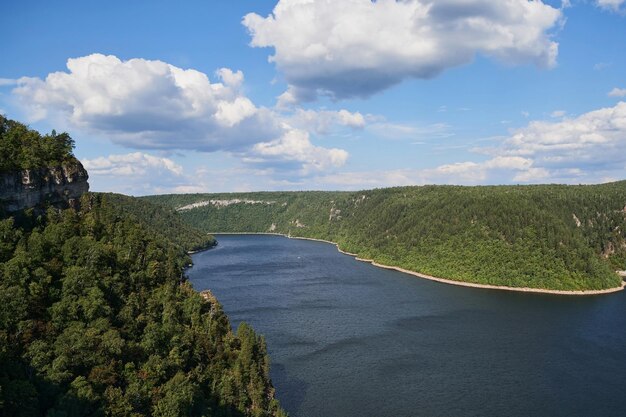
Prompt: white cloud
<box><xmin>246</xmin><ymin>129</ymin><xmax>349</xmax><ymax>175</ymax></box>
<box><xmin>550</xmin><ymin>110</ymin><xmax>566</xmax><ymax>118</ymax></box>
<box><xmin>0</xmin><ymin>78</ymin><xmax>17</xmax><ymax>86</ymax></box>
<box><xmin>471</xmin><ymin>101</ymin><xmax>626</xmax><ymax>182</ymax></box>
<box><xmin>13</xmin><ymin>54</ymin><xmax>281</xmax><ymax>151</ymax></box>
<box><xmin>287</xmin><ymin>108</ymin><xmax>366</xmax><ymax>134</ymax></box>
<box><xmin>82</xmin><ymin>153</ymin><xmax>268</xmax><ymax>195</ymax></box>
<box><xmin>244</xmin><ymin>0</ymin><xmax>562</xmax><ymax>101</ymax></box>
<box><xmin>512</xmin><ymin>167</ymin><xmax>550</xmax><ymax>182</ymax></box>
<box><xmin>426</xmin><ymin>156</ymin><xmax>535</xmax><ymax>183</ymax></box>
<box><xmin>504</xmin><ymin>101</ymin><xmax>626</xmax><ymax>164</ymax></box>
<box><xmin>83</xmin><ymin>152</ymin><xmax>183</xmax><ymax>177</ymax></box>
<box><xmin>12</xmin><ymin>54</ymin><xmax>349</xmax><ymax>175</ymax></box>
<box><xmin>216</xmin><ymin>68</ymin><xmax>245</xmax><ymax>89</ymax></box>
<box><xmin>609</xmin><ymin>87</ymin><xmax>626</xmax><ymax>97</ymax></box>
<box><xmin>320</xmin><ymin>100</ymin><xmax>626</xmax><ymax>190</ymax></box>
<box><xmin>82</xmin><ymin>152</ymin><xmax>190</xmax><ymax>195</ymax></box>
<box><xmin>596</xmin><ymin>0</ymin><xmax>625</xmax><ymax>12</ymax></box>
<box><xmin>311</xmin><ymin>156</ymin><xmax>539</xmax><ymax>189</ymax></box>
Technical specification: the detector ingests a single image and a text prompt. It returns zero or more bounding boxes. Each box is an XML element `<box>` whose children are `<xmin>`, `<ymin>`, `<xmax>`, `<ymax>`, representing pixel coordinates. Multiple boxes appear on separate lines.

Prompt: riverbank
<box><xmin>187</xmin><ymin>240</ymin><xmax>218</xmax><ymax>255</ymax></box>
<box><xmin>210</xmin><ymin>233</ymin><xmax>626</xmax><ymax>296</ymax></box>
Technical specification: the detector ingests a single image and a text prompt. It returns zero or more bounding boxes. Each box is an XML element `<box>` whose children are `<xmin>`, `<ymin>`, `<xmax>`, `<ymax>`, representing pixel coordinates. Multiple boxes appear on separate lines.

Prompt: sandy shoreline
<box><xmin>209</xmin><ymin>232</ymin><xmax>626</xmax><ymax>296</ymax></box>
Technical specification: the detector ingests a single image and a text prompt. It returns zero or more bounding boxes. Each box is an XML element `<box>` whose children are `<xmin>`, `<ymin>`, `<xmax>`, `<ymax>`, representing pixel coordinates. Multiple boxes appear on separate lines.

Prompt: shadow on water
<box><xmin>270</xmin><ymin>363</ymin><xmax>309</xmax><ymax>415</ymax></box>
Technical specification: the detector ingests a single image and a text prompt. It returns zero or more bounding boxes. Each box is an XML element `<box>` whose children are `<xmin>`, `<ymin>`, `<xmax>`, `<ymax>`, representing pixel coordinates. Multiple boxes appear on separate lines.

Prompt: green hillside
<box><xmin>92</xmin><ymin>193</ymin><xmax>216</xmax><ymax>253</ymax></box>
<box><xmin>0</xmin><ymin>118</ymin><xmax>286</xmax><ymax>417</ymax></box>
<box><xmin>144</xmin><ymin>184</ymin><xmax>626</xmax><ymax>291</ymax></box>
<box><xmin>0</xmin><ymin>193</ymin><xmax>286</xmax><ymax>417</ymax></box>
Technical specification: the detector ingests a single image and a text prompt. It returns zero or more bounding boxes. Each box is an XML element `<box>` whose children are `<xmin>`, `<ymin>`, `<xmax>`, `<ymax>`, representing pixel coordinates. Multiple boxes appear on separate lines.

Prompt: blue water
<box><xmin>188</xmin><ymin>234</ymin><xmax>626</xmax><ymax>417</ymax></box>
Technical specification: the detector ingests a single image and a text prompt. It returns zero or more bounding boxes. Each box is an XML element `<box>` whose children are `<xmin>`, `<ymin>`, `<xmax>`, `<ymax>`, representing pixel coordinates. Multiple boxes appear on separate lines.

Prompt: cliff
<box><xmin>0</xmin><ymin>160</ymin><xmax>90</xmax><ymax>212</ymax></box>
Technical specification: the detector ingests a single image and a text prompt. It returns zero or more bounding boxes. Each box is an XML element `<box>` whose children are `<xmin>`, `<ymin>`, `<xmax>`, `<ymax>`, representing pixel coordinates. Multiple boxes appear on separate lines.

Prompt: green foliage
<box><xmin>94</xmin><ymin>193</ymin><xmax>216</xmax><ymax>253</ymax></box>
<box><xmin>0</xmin><ymin>194</ymin><xmax>286</xmax><ymax>416</ymax></box>
<box><xmin>144</xmin><ymin>183</ymin><xmax>626</xmax><ymax>291</ymax></box>
<box><xmin>0</xmin><ymin>116</ymin><xmax>76</xmax><ymax>172</ymax></box>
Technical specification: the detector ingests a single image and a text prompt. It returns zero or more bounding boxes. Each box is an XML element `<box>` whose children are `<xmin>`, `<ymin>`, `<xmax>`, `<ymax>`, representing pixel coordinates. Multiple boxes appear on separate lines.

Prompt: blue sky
<box><xmin>1</xmin><ymin>0</ymin><xmax>626</xmax><ymax>195</ymax></box>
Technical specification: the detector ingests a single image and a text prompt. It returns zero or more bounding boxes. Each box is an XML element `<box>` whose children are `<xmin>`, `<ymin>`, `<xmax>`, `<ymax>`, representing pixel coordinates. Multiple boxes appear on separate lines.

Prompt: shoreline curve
<box><xmin>207</xmin><ymin>232</ymin><xmax>626</xmax><ymax>296</ymax></box>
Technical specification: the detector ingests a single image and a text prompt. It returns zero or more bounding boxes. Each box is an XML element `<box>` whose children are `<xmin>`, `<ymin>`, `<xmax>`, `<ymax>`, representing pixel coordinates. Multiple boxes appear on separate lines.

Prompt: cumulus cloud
<box><xmin>13</xmin><ymin>54</ymin><xmax>281</xmax><ymax>151</ymax></box>
<box><xmin>597</xmin><ymin>0</ymin><xmax>625</xmax><ymax>11</ymax></box>
<box><xmin>319</xmin><ymin>101</ymin><xmax>626</xmax><ymax>189</ymax></box>
<box><xmin>82</xmin><ymin>152</ymin><xmax>189</xmax><ymax>195</ymax></box>
<box><xmin>504</xmin><ymin>101</ymin><xmax>626</xmax><ymax>162</ymax></box>
<box><xmin>609</xmin><ymin>87</ymin><xmax>626</xmax><ymax>97</ymax></box>
<box><xmin>12</xmin><ymin>54</ymin><xmax>349</xmax><ymax>175</ymax></box>
<box><xmin>83</xmin><ymin>152</ymin><xmax>183</xmax><ymax>177</ymax></box>
<box><xmin>244</xmin><ymin>0</ymin><xmax>563</xmax><ymax>101</ymax></box>
<box><xmin>423</xmin><ymin>156</ymin><xmax>535</xmax><ymax>183</ymax></box>
<box><xmin>471</xmin><ymin>101</ymin><xmax>626</xmax><ymax>182</ymax></box>
<box><xmin>287</xmin><ymin>108</ymin><xmax>366</xmax><ymax>134</ymax></box>
<box><xmin>245</xmin><ymin>129</ymin><xmax>349</xmax><ymax>174</ymax></box>
<box><xmin>310</xmin><ymin>156</ymin><xmax>539</xmax><ymax>189</ymax></box>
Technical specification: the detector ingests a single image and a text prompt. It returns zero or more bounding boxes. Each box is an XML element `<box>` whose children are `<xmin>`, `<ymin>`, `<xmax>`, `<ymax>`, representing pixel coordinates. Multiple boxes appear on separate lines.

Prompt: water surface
<box><xmin>188</xmin><ymin>234</ymin><xmax>626</xmax><ymax>417</ymax></box>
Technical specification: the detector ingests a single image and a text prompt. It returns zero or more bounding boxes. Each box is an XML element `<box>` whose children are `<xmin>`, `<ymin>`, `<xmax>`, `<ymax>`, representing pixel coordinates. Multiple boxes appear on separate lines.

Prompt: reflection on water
<box><xmin>188</xmin><ymin>235</ymin><xmax>626</xmax><ymax>417</ymax></box>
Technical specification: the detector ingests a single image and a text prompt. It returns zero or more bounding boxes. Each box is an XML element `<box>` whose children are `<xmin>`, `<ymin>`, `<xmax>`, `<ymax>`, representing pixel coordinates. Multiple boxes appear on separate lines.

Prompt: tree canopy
<box><xmin>0</xmin><ymin>193</ymin><xmax>286</xmax><ymax>416</ymax></box>
<box><xmin>0</xmin><ymin>116</ymin><xmax>285</xmax><ymax>416</ymax></box>
<box><xmin>0</xmin><ymin>116</ymin><xmax>76</xmax><ymax>172</ymax></box>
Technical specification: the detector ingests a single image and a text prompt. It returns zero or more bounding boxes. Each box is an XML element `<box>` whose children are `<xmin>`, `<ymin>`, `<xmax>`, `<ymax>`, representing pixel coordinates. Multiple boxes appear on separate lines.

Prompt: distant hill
<box><xmin>144</xmin><ymin>183</ymin><xmax>626</xmax><ymax>292</ymax></box>
<box><xmin>92</xmin><ymin>192</ymin><xmax>215</xmax><ymax>253</ymax></box>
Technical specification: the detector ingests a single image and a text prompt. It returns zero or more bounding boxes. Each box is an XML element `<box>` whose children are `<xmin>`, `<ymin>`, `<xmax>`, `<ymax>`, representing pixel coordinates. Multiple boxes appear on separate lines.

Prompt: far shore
<box><xmin>207</xmin><ymin>232</ymin><xmax>626</xmax><ymax>296</ymax></box>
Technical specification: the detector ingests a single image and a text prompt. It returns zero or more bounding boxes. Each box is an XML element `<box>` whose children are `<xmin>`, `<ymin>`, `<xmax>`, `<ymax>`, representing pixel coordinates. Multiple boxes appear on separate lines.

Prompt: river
<box><xmin>187</xmin><ymin>234</ymin><xmax>626</xmax><ymax>417</ymax></box>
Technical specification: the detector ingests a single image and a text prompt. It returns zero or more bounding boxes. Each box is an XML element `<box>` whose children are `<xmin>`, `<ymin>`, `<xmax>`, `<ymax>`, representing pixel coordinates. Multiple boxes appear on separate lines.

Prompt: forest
<box><xmin>145</xmin><ymin>184</ymin><xmax>626</xmax><ymax>291</ymax></box>
<box><xmin>0</xmin><ymin>116</ymin><xmax>77</xmax><ymax>172</ymax></box>
<box><xmin>0</xmin><ymin>117</ymin><xmax>286</xmax><ymax>416</ymax></box>
<box><xmin>0</xmin><ymin>193</ymin><xmax>286</xmax><ymax>416</ymax></box>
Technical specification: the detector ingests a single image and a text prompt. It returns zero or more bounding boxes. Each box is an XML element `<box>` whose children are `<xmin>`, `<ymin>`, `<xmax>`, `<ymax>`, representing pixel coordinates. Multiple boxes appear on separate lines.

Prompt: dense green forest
<box><xmin>0</xmin><ymin>193</ymin><xmax>286</xmax><ymax>416</ymax></box>
<box><xmin>0</xmin><ymin>116</ymin><xmax>77</xmax><ymax>172</ymax></box>
<box><xmin>0</xmin><ymin>117</ymin><xmax>286</xmax><ymax>416</ymax></box>
<box><xmin>145</xmin><ymin>184</ymin><xmax>626</xmax><ymax>291</ymax></box>
<box><xmin>92</xmin><ymin>193</ymin><xmax>216</xmax><ymax>254</ymax></box>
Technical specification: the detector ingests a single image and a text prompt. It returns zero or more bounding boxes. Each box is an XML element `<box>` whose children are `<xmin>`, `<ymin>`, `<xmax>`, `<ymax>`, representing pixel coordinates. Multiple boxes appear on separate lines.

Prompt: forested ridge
<box><xmin>0</xmin><ymin>116</ymin><xmax>77</xmax><ymax>172</ymax></box>
<box><xmin>93</xmin><ymin>193</ymin><xmax>216</xmax><ymax>254</ymax></box>
<box><xmin>145</xmin><ymin>184</ymin><xmax>626</xmax><ymax>291</ymax></box>
<box><xmin>0</xmin><ymin>117</ymin><xmax>286</xmax><ymax>416</ymax></box>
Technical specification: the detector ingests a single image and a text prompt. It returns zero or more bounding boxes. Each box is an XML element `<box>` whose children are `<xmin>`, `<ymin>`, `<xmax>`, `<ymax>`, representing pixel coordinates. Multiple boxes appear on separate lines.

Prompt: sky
<box><xmin>1</xmin><ymin>0</ymin><xmax>626</xmax><ymax>195</ymax></box>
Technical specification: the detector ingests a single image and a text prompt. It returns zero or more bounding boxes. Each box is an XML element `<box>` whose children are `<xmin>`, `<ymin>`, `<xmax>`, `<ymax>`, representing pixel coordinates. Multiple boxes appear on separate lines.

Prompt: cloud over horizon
<box><xmin>12</xmin><ymin>54</ymin><xmax>351</xmax><ymax>176</ymax></box>
<box><xmin>466</xmin><ymin>101</ymin><xmax>626</xmax><ymax>184</ymax></box>
<box><xmin>83</xmin><ymin>152</ymin><xmax>183</xmax><ymax>177</ymax></box>
<box><xmin>82</xmin><ymin>152</ymin><xmax>190</xmax><ymax>195</ymax></box>
<box><xmin>244</xmin><ymin>0</ymin><xmax>563</xmax><ymax>101</ymax></box>
<box><xmin>308</xmin><ymin>101</ymin><xmax>626</xmax><ymax>190</ymax></box>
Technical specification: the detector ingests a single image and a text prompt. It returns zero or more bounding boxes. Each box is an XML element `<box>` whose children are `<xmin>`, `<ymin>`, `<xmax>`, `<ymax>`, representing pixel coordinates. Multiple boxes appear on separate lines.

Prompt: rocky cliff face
<box><xmin>0</xmin><ymin>161</ymin><xmax>89</xmax><ymax>212</ymax></box>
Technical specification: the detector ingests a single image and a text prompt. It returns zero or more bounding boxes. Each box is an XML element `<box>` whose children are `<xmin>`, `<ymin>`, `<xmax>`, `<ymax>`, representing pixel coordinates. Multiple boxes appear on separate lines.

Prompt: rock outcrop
<box><xmin>0</xmin><ymin>161</ymin><xmax>89</xmax><ymax>212</ymax></box>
